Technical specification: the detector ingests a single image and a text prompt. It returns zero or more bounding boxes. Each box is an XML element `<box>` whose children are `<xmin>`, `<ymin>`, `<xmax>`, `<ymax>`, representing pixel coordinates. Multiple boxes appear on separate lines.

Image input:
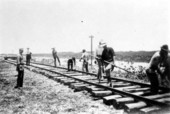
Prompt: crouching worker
<box><xmin>15</xmin><ymin>48</ymin><xmax>25</xmax><ymax>89</ymax></box>
<box><xmin>146</xmin><ymin>44</ymin><xmax>170</xmax><ymax>93</ymax></box>
<box><xmin>67</xmin><ymin>57</ymin><xmax>76</xmax><ymax>71</ymax></box>
<box><xmin>101</xmin><ymin>41</ymin><xmax>116</xmax><ymax>87</ymax></box>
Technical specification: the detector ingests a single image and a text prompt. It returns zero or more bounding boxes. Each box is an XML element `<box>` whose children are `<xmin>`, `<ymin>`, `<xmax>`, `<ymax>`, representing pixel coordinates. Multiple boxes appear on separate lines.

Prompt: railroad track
<box><xmin>4</xmin><ymin>60</ymin><xmax>170</xmax><ymax>113</ymax></box>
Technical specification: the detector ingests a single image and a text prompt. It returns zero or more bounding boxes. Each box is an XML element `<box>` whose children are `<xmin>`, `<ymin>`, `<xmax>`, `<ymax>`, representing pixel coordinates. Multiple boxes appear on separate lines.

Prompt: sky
<box><xmin>0</xmin><ymin>0</ymin><xmax>170</xmax><ymax>54</ymax></box>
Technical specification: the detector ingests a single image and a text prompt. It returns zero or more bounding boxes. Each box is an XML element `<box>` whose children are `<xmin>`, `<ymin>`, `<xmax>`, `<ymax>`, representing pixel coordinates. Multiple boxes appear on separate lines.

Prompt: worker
<box><xmin>101</xmin><ymin>41</ymin><xmax>116</xmax><ymax>87</ymax></box>
<box><xmin>52</xmin><ymin>48</ymin><xmax>61</xmax><ymax>67</ymax></box>
<box><xmin>80</xmin><ymin>49</ymin><xmax>89</xmax><ymax>73</ymax></box>
<box><xmin>146</xmin><ymin>44</ymin><xmax>170</xmax><ymax>93</ymax></box>
<box><xmin>26</xmin><ymin>48</ymin><xmax>32</xmax><ymax>66</ymax></box>
<box><xmin>95</xmin><ymin>40</ymin><xmax>104</xmax><ymax>82</ymax></box>
<box><xmin>15</xmin><ymin>48</ymin><xmax>25</xmax><ymax>88</ymax></box>
<box><xmin>67</xmin><ymin>57</ymin><xmax>76</xmax><ymax>71</ymax></box>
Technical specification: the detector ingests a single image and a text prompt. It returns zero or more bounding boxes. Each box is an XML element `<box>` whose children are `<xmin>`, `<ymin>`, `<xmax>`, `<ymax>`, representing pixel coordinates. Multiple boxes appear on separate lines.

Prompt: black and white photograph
<box><xmin>0</xmin><ymin>0</ymin><xmax>170</xmax><ymax>113</ymax></box>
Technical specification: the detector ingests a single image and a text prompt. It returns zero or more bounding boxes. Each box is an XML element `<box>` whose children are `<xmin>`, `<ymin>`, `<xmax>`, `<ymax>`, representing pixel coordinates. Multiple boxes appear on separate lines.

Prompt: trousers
<box><xmin>17</xmin><ymin>70</ymin><xmax>24</xmax><ymax>87</ymax></box>
<box><xmin>146</xmin><ymin>69</ymin><xmax>159</xmax><ymax>93</ymax></box>
<box><xmin>68</xmin><ymin>59</ymin><xmax>73</xmax><ymax>71</ymax></box>
<box><xmin>82</xmin><ymin>61</ymin><xmax>89</xmax><ymax>73</ymax></box>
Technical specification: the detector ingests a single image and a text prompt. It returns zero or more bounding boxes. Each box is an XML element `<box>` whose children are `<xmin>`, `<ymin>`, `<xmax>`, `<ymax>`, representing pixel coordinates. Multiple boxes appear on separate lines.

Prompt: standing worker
<box><xmin>101</xmin><ymin>41</ymin><xmax>116</xmax><ymax>87</ymax></box>
<box><xmin>26</xmin><ymin>48</ymin><xmax>31</xmax><ymax>66</ymax></box>
<box><xmin>146</xmin><ymin>44</ymin><xmax>170</xmax><ymax>93</ymax></box>
<box><xmin>67</xmin><ymin>57</ymin><xmax>76</xmax><ymax>71</ymax></box>
<box><xmin>15</xmin><ymin>48</ymin><xmax>25</xmax><ymax>88</ymax></box>
<box><xmin>95</xmin><ymin>40</ymin><xmax>104</xmax><ymax>82</ymax></box>
<box><xmin>80</xmin><ymin>49</ymin><xmax>89</xmax><ymax>73</ymax></box>
<box><xmin>52</xmin><ymin>48</ymin><xmax>61</xmax><ymax>67</ymax></box>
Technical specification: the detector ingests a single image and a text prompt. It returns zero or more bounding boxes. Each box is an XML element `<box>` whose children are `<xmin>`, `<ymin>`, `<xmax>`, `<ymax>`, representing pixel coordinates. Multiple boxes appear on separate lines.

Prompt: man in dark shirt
<box><xmin>67</xmin><ymin>57</ymin><xmax>76</xmax><ymax>71</ymax></box>
<box><xmin>52</xmin><ymin>48</ymin><xmax>61</xmax><ymax>67</ymax></box>
<box><xmin>101</xmin><ymin>41</ymin><xmax>116</xmax><ymax>87</ymax></box>
<box><xmin>146</xmin><ymin>44</ymin><xmax>170</xmax><ymax>93</ymax></box>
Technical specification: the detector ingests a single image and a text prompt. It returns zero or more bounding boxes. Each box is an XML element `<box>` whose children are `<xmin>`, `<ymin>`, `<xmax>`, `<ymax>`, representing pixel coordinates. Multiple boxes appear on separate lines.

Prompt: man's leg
<box><xmin>67</xmin><ymin>61</ymin><xmax>70</xmax><ymax>71</ymax></box>
<box><xmin>82</xmin><ymin>62</ymin><xmax>85</xmax><ymax>72</ymax></box>
<box><xmin>86</xmin><ymin>62</ymin><xmax>89</xmax><ymax>73</ymax></box>
<box><xmin>54</xmin><ymin>58</ymin><xmax>56</xmax><ymax>67</ymax></box>
<box><xmin>16</xmin><ymin>71</ymin><xmax>20</xmax><ymax>88</ymax></box>
<box><xmin>20</xmin><ymin>71</ymin><xmax>24</xmax><ymax>87</ymax></box>
<box><xmin>146</xmin><ymin>69</ymin><xmax>159</xmax><ymax>93</ymax></box>
<box><xmin>71</xmin><ymin>63</ymin><xmax>73</xmax><ymax>70</ymax></box>
<box><xmin>104</xmin><ymin>63</ymin><xmax>112</xmax><ymax>86</ymax></box>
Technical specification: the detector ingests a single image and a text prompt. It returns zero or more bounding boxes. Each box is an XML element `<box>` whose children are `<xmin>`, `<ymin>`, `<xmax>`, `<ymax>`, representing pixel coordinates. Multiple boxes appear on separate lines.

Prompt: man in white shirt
<box><xmin>80</xmin><ymin>49</ymin><xmax>89</xmax><ymax>73</ymax></box>
<box><xmin>26</xmin><ymin>48</ymin><xmax>31</xmax><ymax>66</ymax></box>
<box><xmin>95</xmin><ymin>41</ymin><xmax>104</xmax><ymax>82</ymax></box>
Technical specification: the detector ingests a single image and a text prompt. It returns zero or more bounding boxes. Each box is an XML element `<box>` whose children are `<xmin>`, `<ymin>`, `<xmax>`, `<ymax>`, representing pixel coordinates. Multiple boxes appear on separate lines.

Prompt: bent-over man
<box><xmin>101</xmin><ymin>41</ymin><xmax>116</xmax><ymax>87</ymax></box>
<box><xmin>146</xmin><ymin>44</ymin><xmax>170</xmax><ymax>93</ymax></box>
<box><xmin>67</xmin><ymin>57</ymin><xmax>76</xmax><ymax>71</ymax></box>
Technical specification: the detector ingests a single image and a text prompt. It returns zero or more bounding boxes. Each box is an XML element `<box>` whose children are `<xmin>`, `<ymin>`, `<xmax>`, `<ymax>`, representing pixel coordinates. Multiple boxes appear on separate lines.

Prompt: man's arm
<box><xmin>17</xmin><ymin>55</ymin><xmax>20</xmax><ymax>65</ymax></box>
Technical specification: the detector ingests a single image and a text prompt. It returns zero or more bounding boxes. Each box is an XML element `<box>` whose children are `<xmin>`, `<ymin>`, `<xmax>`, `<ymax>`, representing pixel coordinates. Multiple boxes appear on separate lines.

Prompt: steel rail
<box><xmin>7</xmin><ymin>59</ymin><xmax>170</xmax><ymax>91</ymax></box>
<box><xmin>25</xmin><ymin>60</ymin><xmax>170</xmax><ymax>91</ymax></box>
<box><xmin>5</xmin><ymin>60</ymin><xmax>170</xmax><ymax>108</ymax></box>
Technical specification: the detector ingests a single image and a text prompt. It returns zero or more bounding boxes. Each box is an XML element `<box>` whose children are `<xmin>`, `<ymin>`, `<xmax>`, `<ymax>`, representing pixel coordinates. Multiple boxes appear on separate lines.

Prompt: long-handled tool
<box><xmin>90</xmin><ymin>54</ymin><xmax>134</xmax><ymax>74</ymax></box>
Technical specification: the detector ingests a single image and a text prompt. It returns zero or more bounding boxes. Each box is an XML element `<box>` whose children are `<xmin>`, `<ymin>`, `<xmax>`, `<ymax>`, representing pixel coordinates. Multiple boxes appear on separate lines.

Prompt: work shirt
<box><xmin>101</xmin><ymin>47</ymin><xmax>115</xmax><ymax>62</ymax></box>
<box><xmin>81</xmin><ymin>52</ymin><xmax>89</xmax><ymax>62</ymax></box>
<box><xmin>27</xmin><ymin>50</ymin><xmax>30</xmax><ymax>55</ymax></box>
<box><xmin>26</xmin><ymin>50</ymin><xmax>31</xmax><ymax>60</ymax></box>
<box><xmin>52</xmin><ymin>50</ymin><xmax>57</xmax><ymax>58</ymax></box>
<box><xmin>17</xmin><ymin>54</ymin><xmax>24</xmax><ymax>71</ymax></box>
<box><xmin>148</xmin><ymin>51</ymin><xmax>170</xmax><ymax>78</ymax></box>
<box><xmin>95</xmin><ymin>45</ymin><xmax>104</xmax><ymax>58</ymax></box>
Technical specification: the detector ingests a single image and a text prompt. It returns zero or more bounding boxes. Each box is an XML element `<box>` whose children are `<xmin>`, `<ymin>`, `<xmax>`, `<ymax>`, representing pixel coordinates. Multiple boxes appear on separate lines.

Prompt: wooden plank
<box><xmin>70</xmin><ymin>83</ymin><xmax>89</xmax><ymax>91</ymax></box>
<box><xmin>124</xmin><ymin>101</ymin><xmax>147</xmax><ymax>112</ymax></box>
<box><xmin>112</xmin><ymin>83</ymin><xmax>131</xmax><ymax>87</ymax></box>
<box><xmin>65</xmin><ymin>73</ymin><xmax>83</xmax><ymax>76</ymax></box>
<box><xmin>54</xmin><ymin>77</ymin><xmax>67</xmax><ymax>82</ymax></box>
<box><xmin>60</xmin><ymin>78</ymin><xmax>76</xmax><ymax>84</ymax></box>
<box><xmin>85</xmin><ymin>86</ymin><xmax>105</xmax><ymax>92</ymax></box>
<box><xmin>156</xmin><ymin>97</ymin><xmax>170</xmax><ymax>103</ymax></box>
<box><xmin>72</xmin><ymin>76</ymin><xmax>96</xmax><ymax>79</ymax></box>
<box><xmin>114</xmin><ymin>85</ymin><xmax>140</xmax><ymax>91</ymax></box>
<box><xmin>103</xmin><ymin>95</ymin><xmax>122</xmax><ymax>105</ymax></box>
<box><xmin>91</xmin><ymin>90</ymin><xmax>112</xmax><ymax>97</ymax></box>
<box><xmin>113</xmin><ymin>97</ymin><xmax>135</xmax><ymax>109</ymax></box>
<box><xmin>112</xmin><ymin>91</ymin><xmax>146</xmax><ymax>109</ymax></box>
<box><xmin>145</xmin><ymin>93</ymin><xmax>170</xmax><ymax>99</ymax></box>
<box><xmin>123</xmin><ymin>87</ymin><xmax>150</xmax><ymax>92</ymax></box>
<box><xmin>139</xmin><ymin>106</ymin><xmax>160</xmax><ymax>114</ymax></box>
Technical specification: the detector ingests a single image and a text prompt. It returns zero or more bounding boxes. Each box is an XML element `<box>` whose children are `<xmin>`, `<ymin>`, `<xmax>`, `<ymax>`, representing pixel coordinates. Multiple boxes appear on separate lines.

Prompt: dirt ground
<box><xmin>0</xmin><ymin>60</ymin><xmax>124</xmax><ymax>114</ymax></box>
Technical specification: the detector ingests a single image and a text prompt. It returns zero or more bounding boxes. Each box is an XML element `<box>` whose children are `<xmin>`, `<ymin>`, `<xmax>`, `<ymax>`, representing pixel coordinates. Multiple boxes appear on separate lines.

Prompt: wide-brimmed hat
<box><xmin>19</xmin><ymin>48</ymin><xmax>24</xmax><ymax>51</ymax></box>
<box><xmin>99</xmin><ymin>40</ymin><xmax>107</xmax><ymax>47</ymax></box>
<box><xmin>161</xmin><ymin>45</ymin><xmax>169</xmax><ymax>52</ymax></box>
